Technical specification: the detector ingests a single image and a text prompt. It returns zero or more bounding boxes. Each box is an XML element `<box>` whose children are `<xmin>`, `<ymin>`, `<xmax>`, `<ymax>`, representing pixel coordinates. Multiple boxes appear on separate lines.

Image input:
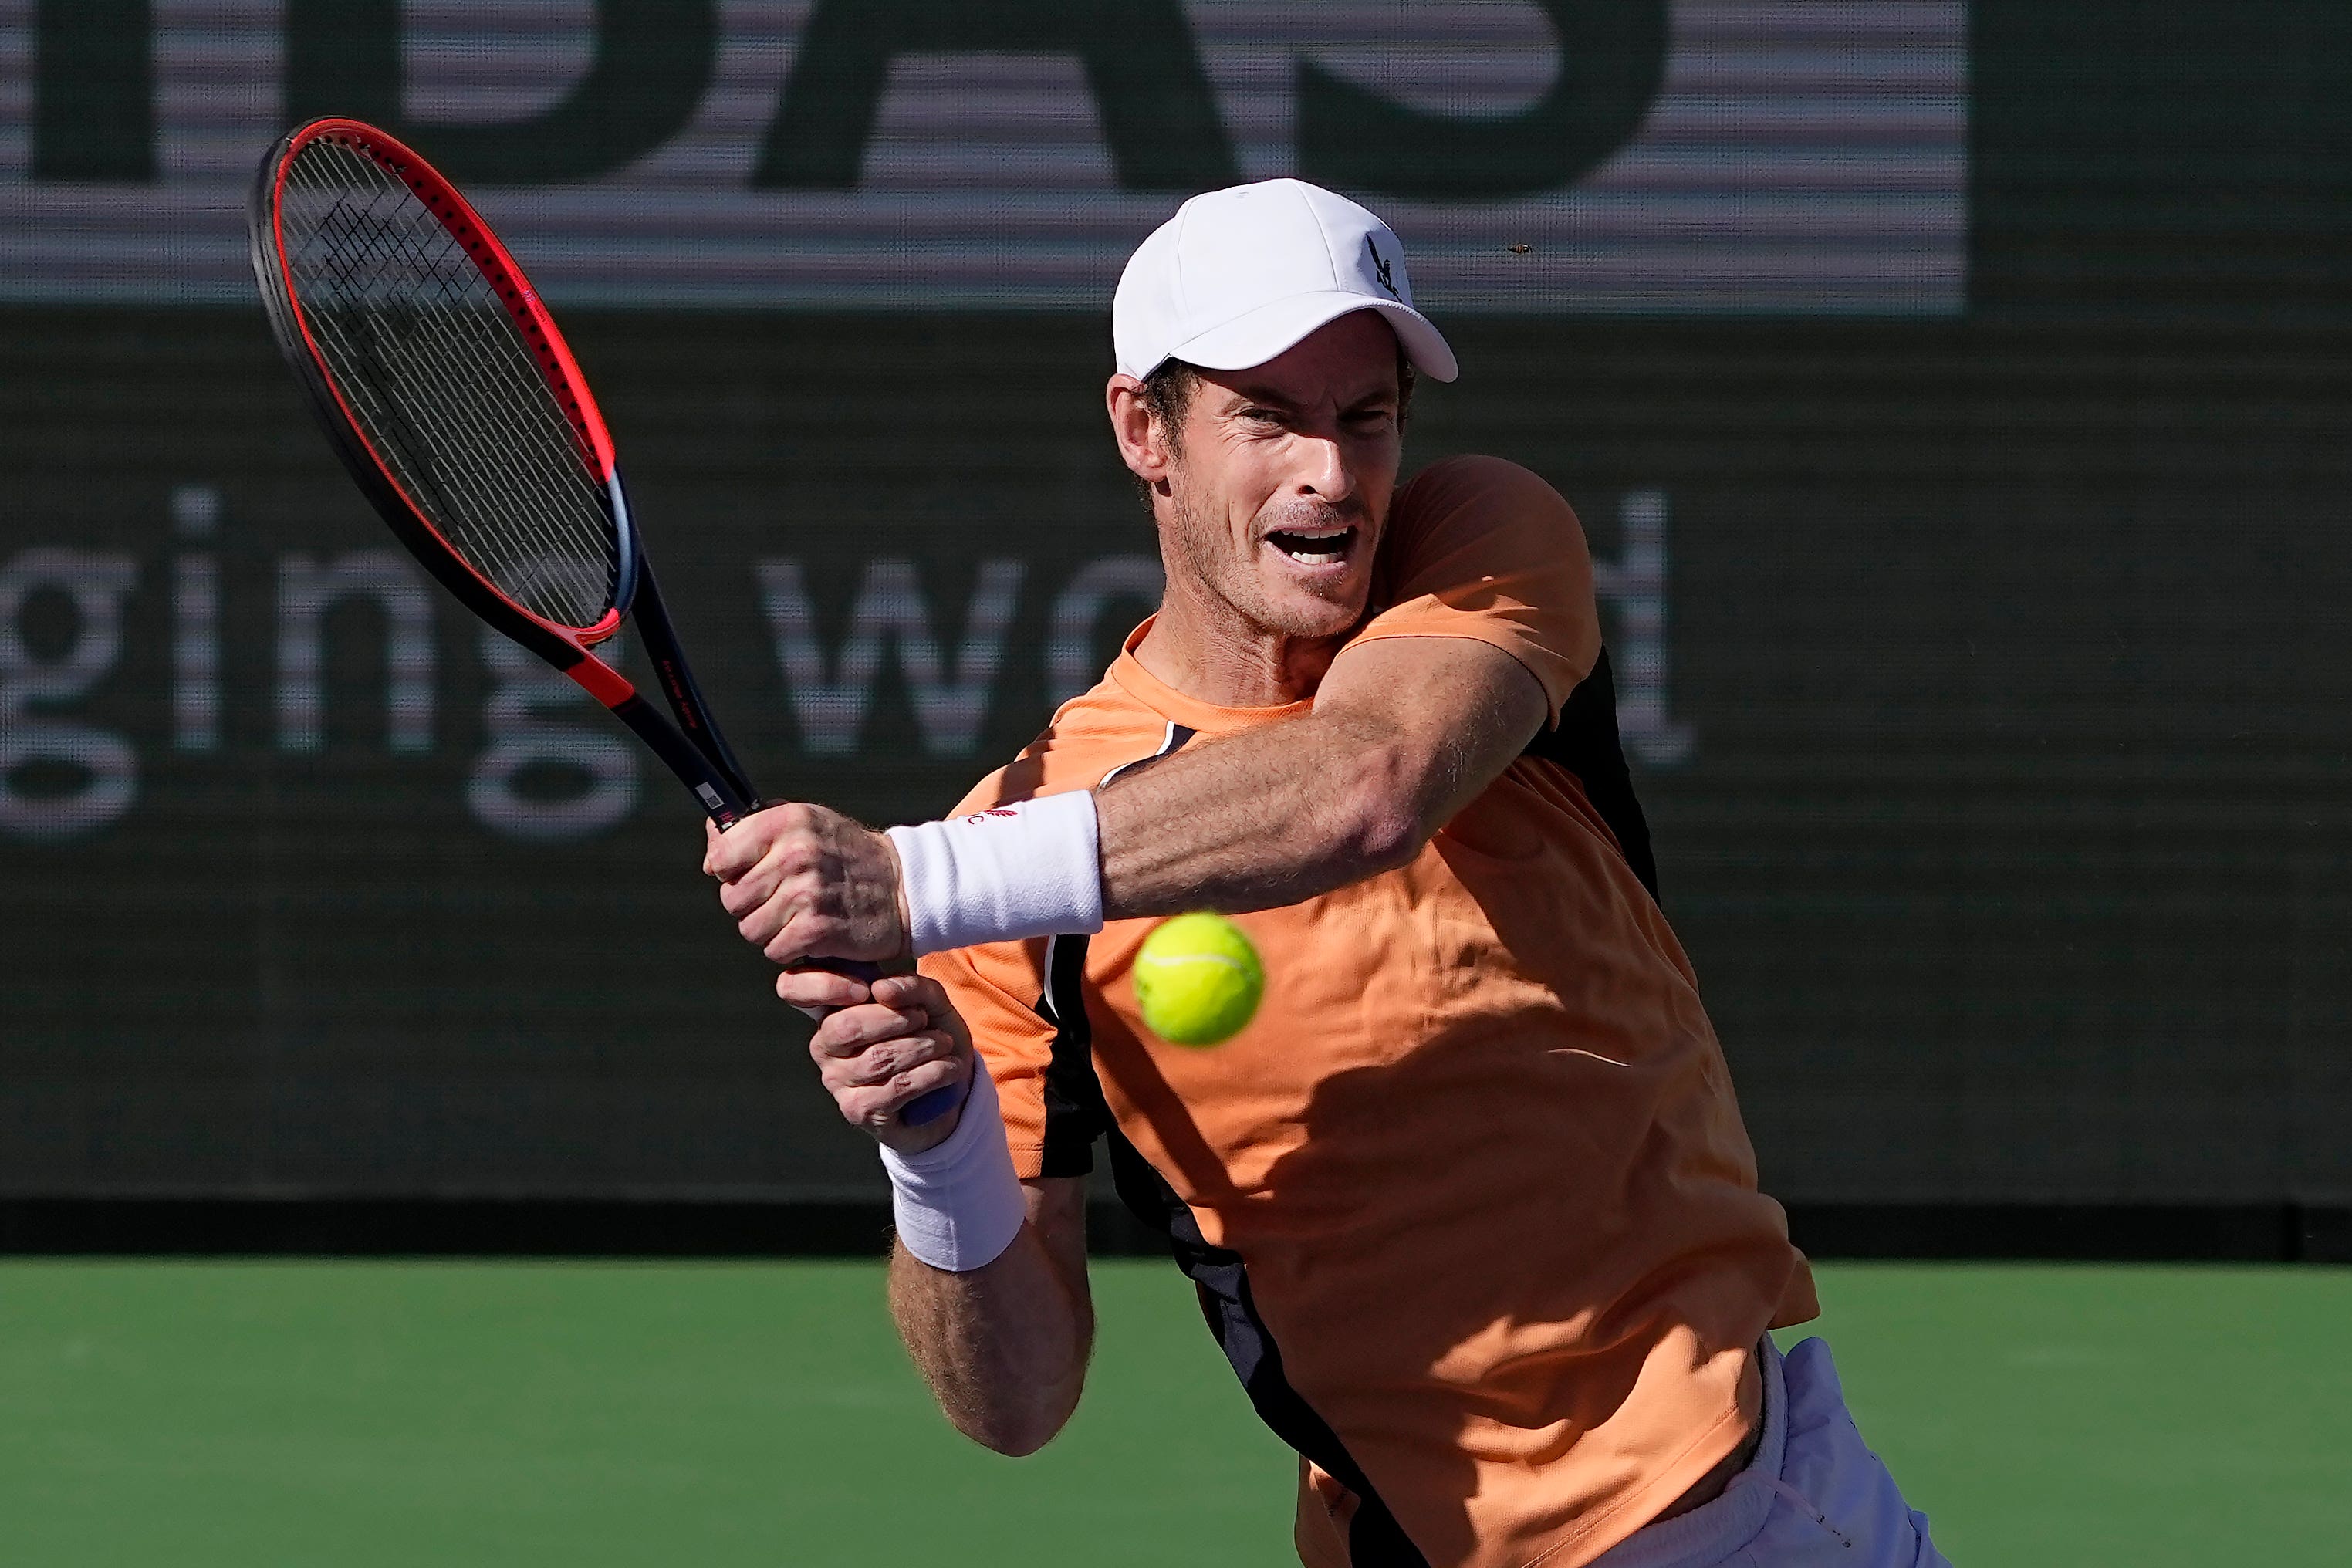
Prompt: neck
<box><xmin>1134</xmin><ymin>570</ymin><xmax>1341</xmax><ymax>708</ymax></box>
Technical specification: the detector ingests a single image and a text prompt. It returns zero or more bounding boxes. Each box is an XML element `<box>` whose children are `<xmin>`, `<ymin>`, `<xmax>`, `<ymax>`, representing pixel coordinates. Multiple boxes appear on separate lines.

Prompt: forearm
<box><xmin>888</xmin><ymin>1182</ymin><xmax>1093</xmax><ymax>1456</ymax></box>
<box><xmin>1095</xmin><ymin>708</ymin><xmax>1424</xmax><ymax>918</ymax></box>
<box><xmin>778</xmin><ymin>640</ymin><xmax>1546</xmax><ymax>962</ymax></box>
<box><xmin>1094</xmin><ymin>640</ymin><xmax>1546</xmax><ymax>920</ymax></box>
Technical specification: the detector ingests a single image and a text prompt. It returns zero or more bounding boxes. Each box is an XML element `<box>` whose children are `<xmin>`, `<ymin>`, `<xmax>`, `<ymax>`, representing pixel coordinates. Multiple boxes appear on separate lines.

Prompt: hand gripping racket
<box><xmin>248</xmin><ymin>117</ymin><xmax>958</xmax><ymax>1125</ymax></box>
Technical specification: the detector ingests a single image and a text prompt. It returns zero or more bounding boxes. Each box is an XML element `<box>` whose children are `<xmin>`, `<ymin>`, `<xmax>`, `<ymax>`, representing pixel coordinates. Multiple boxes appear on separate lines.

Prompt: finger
<box><xmin>874</xmin><ymin>972</ymin><xmax>953</xmax><ymax>1015</ymax></box>
<box><xmin>812</xmin><ymin>1001</ymin><xmax>933</xmax><ymax>1056</ymax></box>
<box><xmin>701</xmin><ymin>819</ymin><xmax>721</xmax><ymax>876</ymax></box>
<box><xmin>835</xmin><ymin>1056</ymin><xmax>965</xmax><ymax>1130</ymax></box>
<box><xmin>777</xmin><ymin>968</ymin><xmax>867</xmax><ymax>1012</ymax></box>
<box><xmin>831</xmin><ymin>1030</ymin><xmax>958</xmax><ymax>1090</ymax></box>
<box><xmin>724</xmin><ymin>870</ymin><xmax>799</xmax><ymax>945</ymax></box>
<box><xmin>708</xmin><ymin>806</ymin><xmax>802</xmax><ymax>881</ymax></box>
<box><xmin>764</xmin><ymin>907</ymin><xmax>844</xmax><ymax>967</ymax></box>
<box><xmin>869</xmin><ymin>972</ymin><xmax>924</xmax><ymax>1009</ymax></box>
<box><xmin>732</xmin><ymin>880</ymin><xmax>803</xmax><ymax>946</ymax></box>
<box><xmin>874</xmin><ymin>974</ymin><xmax>966</xmax><ymax>1054</ymax></box>
<box><xmin>705</xmin><ymin>825</ymin><xmax>766</xmax><ymax>882</ymax></box>
<box><xmin>716</xmin><ymin>863</ymin><xmax>780</xmax><ymax>921</ymax></box>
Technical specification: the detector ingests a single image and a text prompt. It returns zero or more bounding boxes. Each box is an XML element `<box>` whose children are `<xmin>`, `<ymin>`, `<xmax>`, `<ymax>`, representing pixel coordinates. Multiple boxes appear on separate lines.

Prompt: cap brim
<box><xmin>1163</xmin><ymin>292</ymin><xmax>1459</xmax><ymax>384</ymax></box>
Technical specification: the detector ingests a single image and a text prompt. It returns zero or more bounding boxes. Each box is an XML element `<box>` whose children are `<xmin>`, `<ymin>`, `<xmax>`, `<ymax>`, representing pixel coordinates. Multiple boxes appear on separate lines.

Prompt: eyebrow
<box><xmin>1224</xmin><ymin>383</ymin><xmax>1294</xmax><ymax>409</ymax></box>
<box><xmin>1223</xmin><ymin>384</ymin><xmax>1398</xmax><ymax>412</ymax></box>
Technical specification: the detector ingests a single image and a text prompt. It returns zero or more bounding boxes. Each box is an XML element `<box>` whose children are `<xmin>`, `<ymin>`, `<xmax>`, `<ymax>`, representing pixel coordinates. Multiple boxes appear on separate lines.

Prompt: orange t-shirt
<box><xmin>921</xmin><ymin>456</ymin><xmax>1818</xmax><ymax>1568</ymax></box>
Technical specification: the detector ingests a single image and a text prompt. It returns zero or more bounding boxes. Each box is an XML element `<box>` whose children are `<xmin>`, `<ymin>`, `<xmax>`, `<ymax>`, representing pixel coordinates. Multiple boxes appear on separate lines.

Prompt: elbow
<box><xmin>968</xmin><ymin>1418</ymin><xmax>1056</xmax><ymax>1459</ymax></box>
<box><xmin>955</xmin><ymin>1391</ymin><xmax>1080</xmax><ymax>1458</ymax></box>
<box><xmin>1338</xmin><ymin>735</ymin><xmax>1429</xmax><ymax>874</ymax></box>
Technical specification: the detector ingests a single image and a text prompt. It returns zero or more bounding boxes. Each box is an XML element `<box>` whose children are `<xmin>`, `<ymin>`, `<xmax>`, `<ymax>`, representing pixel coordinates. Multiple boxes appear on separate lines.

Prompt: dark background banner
<box><xmin>2</xmin><ymin>3</ymin><xmax>2347</xmax><ymax>1208</ymax></box>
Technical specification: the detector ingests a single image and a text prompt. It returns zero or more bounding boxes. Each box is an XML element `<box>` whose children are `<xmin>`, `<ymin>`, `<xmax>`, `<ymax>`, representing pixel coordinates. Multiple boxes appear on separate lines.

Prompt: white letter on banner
<box><xmin>276</xmin><ymin>552</ymin><xmax>436</xmax><ymax>754</ymax></box>
<box><xmin>171</xmin><ymin>484</ymin><xmax>221</xmax><ymax>752</ymax></box>
<box><xmin>1046</xmin><ymin>555</ymin><xmax>1164</xmax><ymax>706</ymax></box>
<box><xmin>1592</xmin><ymin>490</ymin><xmax>1696</xmax><ymax>768</ymax></box>
<box><xmin>467</xmin><ymin>627</ymin><xmax>638</xmax><ymax>840</ymax></box>
<box><xmin>0</xmin><ymin>549</ymin><xmax>140</xmax><ymax>841</ymax></box>
<box><xmin>758</xmin><ymin>558</ymin><xmax>1024</xmax><ymax>757</ymax></box>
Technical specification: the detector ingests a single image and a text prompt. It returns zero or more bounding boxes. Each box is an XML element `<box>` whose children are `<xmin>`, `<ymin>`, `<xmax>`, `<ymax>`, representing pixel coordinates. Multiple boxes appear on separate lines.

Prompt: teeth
<box><xmin>1267</xmin><ymin>526</ymin><xmax>1353</xmax><ymax>566</ymax></box>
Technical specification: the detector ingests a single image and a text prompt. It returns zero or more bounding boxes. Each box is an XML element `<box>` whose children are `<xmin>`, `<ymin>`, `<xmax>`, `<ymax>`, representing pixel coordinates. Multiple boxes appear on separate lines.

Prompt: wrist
<box><xmin>885</xmin><ymin>791</ymin><xmax>1103</xmax><ymax>957</ymax></box>
<box><xmin>878</xmin><ymin>829</ymin><xmax>914</xmax><ymax>959</ymax></box>
<box><xmin>880</xmin><ymin>1055</ymin><xmax>1025</xmax><ymax>1272</ymax></box>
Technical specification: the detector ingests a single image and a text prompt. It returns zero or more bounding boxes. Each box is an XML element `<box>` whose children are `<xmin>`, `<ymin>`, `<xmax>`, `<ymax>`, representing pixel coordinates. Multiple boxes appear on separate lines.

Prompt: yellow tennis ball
<box><xmin>1134</xmin><ymin>913</ymin><xmax>1264</xmax><ymax>1047</ymax></box>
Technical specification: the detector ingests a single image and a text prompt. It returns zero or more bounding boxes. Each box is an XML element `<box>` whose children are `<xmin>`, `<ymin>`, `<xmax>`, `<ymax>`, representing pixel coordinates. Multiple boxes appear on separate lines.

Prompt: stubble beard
<box><xmin>1163</xmin><ymin>474</ymin><xmax>1370</xmax><ymax>642</ymax></box>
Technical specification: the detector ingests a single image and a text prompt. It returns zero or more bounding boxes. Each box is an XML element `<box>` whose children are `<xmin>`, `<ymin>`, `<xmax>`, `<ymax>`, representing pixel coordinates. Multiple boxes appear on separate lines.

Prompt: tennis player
<box><xmin>707</xmin><ymin>180</ymin><xmax>1946</xmax><ymax>1568</ymax></box>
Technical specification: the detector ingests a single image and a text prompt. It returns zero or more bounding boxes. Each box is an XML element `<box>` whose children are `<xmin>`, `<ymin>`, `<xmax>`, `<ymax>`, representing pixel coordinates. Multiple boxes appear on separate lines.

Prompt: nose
<box><xmin>1294</xmin><ymin>431</ymin><xmax>1353</xmax><ymax>506</ymax></box>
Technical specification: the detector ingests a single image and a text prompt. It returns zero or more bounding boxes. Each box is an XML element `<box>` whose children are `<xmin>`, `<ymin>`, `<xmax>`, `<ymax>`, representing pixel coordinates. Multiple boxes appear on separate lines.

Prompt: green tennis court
<box><xmin>2</xmin><ymin>1261</ymin><xmax>2344</xmax><ymax>1564</ymax></box>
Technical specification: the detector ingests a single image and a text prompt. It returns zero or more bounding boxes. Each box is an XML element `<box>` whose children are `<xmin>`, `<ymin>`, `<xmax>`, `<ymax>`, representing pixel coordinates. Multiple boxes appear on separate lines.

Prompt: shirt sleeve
<box><xmin>917</xmin><ymin>938</ymin><xmax>1059</xmax><ymax>1181</ymax></box>
<box><xmin>1351</xmin><ymin>455</ymin><xmax>1601</xmax><ymax>725</ymax></box>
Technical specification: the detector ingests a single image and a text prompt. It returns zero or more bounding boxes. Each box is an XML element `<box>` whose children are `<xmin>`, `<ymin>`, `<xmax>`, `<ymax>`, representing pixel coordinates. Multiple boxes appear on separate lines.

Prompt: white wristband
<box><xmin>879</xmin><ymin>1055</ymin><xmax>1026</xmax><ymax>1272</ymax></box>
<box><xmin>886</xmin><ymin>790</ymin><xmax>1103</xmax><ymax>958</ymax></box>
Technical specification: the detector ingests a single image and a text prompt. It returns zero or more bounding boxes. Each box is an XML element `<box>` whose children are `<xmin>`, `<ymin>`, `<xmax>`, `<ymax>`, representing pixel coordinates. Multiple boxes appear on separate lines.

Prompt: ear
<box><xmin>1106</xmin><ymin>374</ymin><xmax>1173</xmax><ymax>490</ymax></box>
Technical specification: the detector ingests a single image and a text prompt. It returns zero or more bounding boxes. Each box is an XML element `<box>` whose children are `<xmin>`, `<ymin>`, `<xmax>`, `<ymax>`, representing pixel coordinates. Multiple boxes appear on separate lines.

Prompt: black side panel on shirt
<box><xmin>1032</xmin><ymin>724</ymin><xmax>1428</xmax><ymax>1566</ymax></box>
<box><xmin>1525</xmin><ymin>645</ymin><xmax>1660</xmax><ymax>899</ymax></box>
<box><xmin>1103</xmin><ymin>1131</ymin><xmax>1431</xmax><ymax>1567</ymax></box>
<box><xmin>1033</xmin><ymin>723</ymin><xmax>1197</xmax><ymax>1177</ymax></box>
<box><xmin>1035</xmin><ymin>932</ymin><xmax>1109</xmax><ymax>1178</ymax></box>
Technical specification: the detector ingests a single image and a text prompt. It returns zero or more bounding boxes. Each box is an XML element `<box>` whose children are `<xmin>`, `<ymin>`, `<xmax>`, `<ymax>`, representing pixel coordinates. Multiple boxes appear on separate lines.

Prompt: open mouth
<box><xmin>1264</xmin><ymin>525</ymin><xmax>1357</xmax><ymax>567</ymax></box>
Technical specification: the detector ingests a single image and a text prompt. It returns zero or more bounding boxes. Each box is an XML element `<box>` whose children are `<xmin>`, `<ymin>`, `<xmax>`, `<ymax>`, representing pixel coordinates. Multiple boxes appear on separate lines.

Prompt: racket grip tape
<box><xmin>797</xmin><ymin>958</ymin><xmax>965</xmax><ymax>1128</ymax></box>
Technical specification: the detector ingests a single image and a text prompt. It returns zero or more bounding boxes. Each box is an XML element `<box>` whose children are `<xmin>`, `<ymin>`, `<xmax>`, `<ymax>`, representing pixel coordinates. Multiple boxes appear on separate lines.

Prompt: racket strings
<box><xmin>286</xmin><ymin>147</ymin><xmax>612</xmax><ymax>625</ymax></box>
<box><xmin>293</xmin><ymin>174</ymin><xmax>583</xmax><ymax>585</ymax></box>
<box><xmin>286</xmin><ymin>147</ymin><xmax>613</xmax><ymax>623</ymax></box>
<box><xmin>306</xmin><ymin>176</ymin><xmax>609</xmax><ymax>618</ymax></box>
<box><xmin>278</xmin><ymin>137</ymin><xmax>620</xmax><ymax>629</ymax></box>
<box><xmin>291</xmin><ymin>185</ymin><xmax>610</xmax><ymax>627</ymax></box>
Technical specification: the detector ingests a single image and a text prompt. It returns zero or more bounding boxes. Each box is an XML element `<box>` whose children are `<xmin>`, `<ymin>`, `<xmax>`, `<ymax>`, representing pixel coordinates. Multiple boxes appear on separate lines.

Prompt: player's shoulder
<box><xmin>1396</xmin><ymin>454</ymin><xmax>1581</xmax><ymax>525</ymax></box>
<box><xmin>1379</xmin><ymin>457</ymin><xmax>1589</xmax><ymax>593</ymax></box>
<box><xmin>944</xmin><ymin>675</ymin><xmax>1172</xmax><ymax>815</ymax></box>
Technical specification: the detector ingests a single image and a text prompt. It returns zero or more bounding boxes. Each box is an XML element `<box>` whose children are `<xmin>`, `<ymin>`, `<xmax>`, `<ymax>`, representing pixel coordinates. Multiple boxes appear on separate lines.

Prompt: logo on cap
<box><xmin>1367</xmin><ymin>237</ymin><xmax>1401</xmax><ymax>302</ymax></box>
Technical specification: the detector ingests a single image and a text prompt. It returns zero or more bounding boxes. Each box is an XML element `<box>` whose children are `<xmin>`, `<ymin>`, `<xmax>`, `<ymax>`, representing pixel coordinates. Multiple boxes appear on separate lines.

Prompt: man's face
<box><xmin>1158</xmin><ymin>312</ymin><xmax>1406</xmax><ymax>640</ymax></box>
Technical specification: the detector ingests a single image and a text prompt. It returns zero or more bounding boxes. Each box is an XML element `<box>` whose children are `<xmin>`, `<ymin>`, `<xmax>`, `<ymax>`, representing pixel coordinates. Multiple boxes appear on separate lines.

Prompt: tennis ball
<box><xmin>1134</xmin><ymin>913</ymin><xmax>1264</xmax><ymax>1047</ymax></box>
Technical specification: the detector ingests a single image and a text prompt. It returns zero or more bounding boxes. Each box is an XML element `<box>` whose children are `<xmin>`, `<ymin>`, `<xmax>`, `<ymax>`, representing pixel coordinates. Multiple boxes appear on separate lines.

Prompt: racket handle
<box><xmin>899</xmin><ymin>1084</ymin><xmax>964</xmax><ymax>1127</ymax></box>
<box><xmin>799</xmin><ymin>958</ymin><xmax>968</xmax><ymax>1129</ymax></box>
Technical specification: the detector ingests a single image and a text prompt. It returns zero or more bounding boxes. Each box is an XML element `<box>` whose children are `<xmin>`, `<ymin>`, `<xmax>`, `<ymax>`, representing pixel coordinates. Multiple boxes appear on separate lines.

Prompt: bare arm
<box><xmin>769</xmin><ymin>965</ymin><xmax>1093</xmax><ymax>1456</ymax></box>
<box><xmin>705</xmin><ymin>638</ymin><xmax>1547</xmax><ymax>964</ymax></box>
<box><xmin>1097</xmin><ymin>636</ymin><xmax>1548</xmax><ymax>918</ymax></box>
<box><xmin>887</xmin><ymin>1174</ymin><xmax>1093</xmax><ymax>1456</ymax></box>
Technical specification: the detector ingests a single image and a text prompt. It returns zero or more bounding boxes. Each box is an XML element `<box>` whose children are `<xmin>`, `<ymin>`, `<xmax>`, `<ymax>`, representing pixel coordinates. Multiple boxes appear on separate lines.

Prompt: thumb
<box><xmin>701</xmin><ymin>818</ymin><xmax>721</xmax><ymax>875</ymax></box>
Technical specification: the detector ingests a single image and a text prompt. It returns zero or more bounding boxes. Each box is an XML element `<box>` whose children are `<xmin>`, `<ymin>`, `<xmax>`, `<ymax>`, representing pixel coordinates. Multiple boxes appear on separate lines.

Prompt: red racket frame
<box><xmin>248</xmin><ymin>117</ymin><xmax>757</xmax><ymax>823</ymax></box>
<box><xmin>248</xmin><ymin>117</ymin><xmax>955</xmax><ymax>1127</ymax></box>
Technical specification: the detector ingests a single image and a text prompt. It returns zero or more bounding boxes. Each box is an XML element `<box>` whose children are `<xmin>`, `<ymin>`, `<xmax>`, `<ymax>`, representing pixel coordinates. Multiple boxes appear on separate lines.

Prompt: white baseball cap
<box><xmin>1113</xmin><ymin>178</ymin><xmax>1458</xmax><ymax>385</ymax></box>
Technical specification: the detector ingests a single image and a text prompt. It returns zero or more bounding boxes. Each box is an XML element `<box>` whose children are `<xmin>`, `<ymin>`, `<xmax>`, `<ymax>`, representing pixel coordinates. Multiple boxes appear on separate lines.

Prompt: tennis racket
<box><xmin>248</xmin><ymin>117</ymin><xmax>958</xmax><ymax>1126</ymax></box>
